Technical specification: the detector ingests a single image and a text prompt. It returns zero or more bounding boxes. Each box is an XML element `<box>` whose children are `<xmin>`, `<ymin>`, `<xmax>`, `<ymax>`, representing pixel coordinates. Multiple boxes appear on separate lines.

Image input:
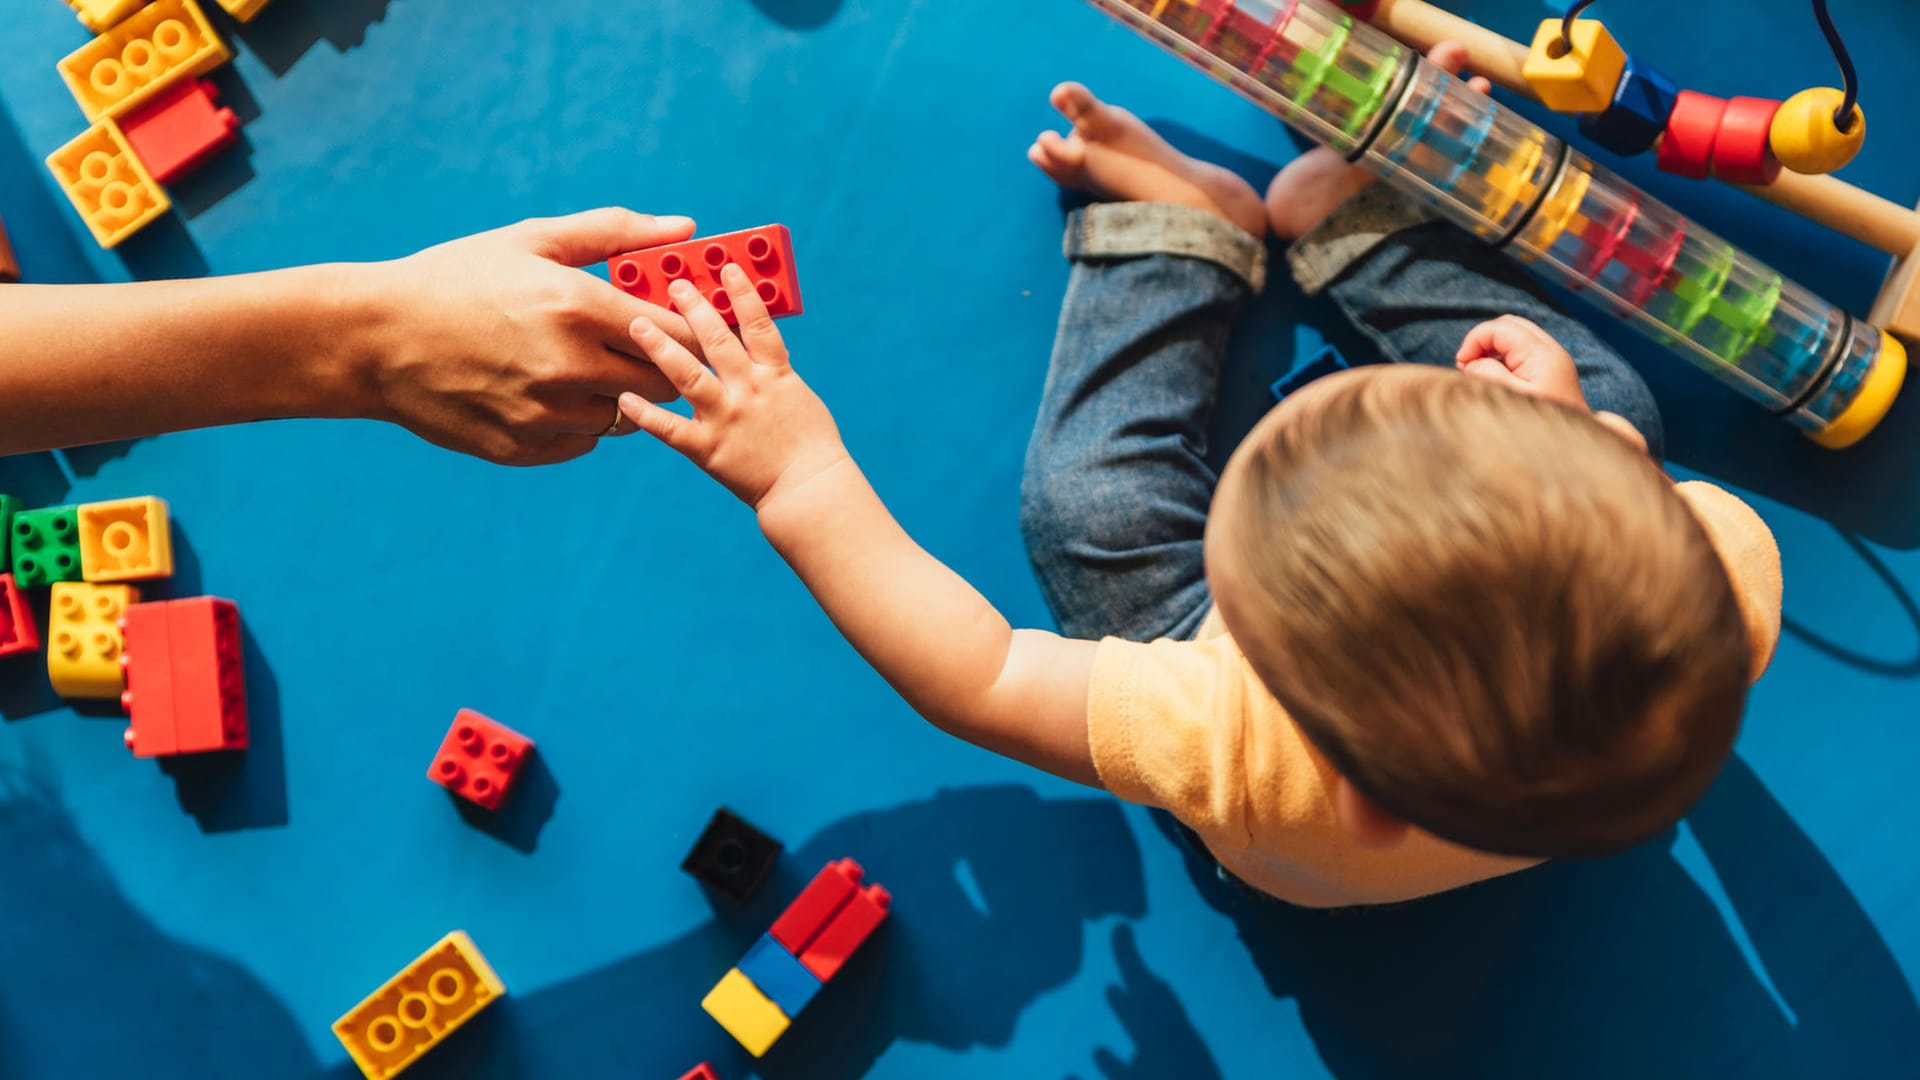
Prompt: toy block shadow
<box><xmin>222</xmin><ymin>0</ymin><xmax>398</xmax><ymax>77</ymax></box>
<box><xmin>449</xmin><ymin>752</ymin><xmax>560</xmax><ymax>855</ymax></box>
<box><xmin>160</xmin><ymin>615</ymin><xmax>288</xmax><ymax>832</ymax></box>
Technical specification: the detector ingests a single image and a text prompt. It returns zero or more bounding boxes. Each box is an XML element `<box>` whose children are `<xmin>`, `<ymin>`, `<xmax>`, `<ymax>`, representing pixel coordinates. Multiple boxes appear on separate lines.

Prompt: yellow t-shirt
<box><xmin>1086</xmin><ymin>481</ymin><xmax>1784</xmax><ymax>908</ymax></box>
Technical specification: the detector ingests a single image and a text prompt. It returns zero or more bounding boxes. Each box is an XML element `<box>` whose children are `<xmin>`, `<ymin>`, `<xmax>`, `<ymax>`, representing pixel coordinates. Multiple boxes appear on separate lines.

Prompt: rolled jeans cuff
<box><xmin>1064</xmin><ymin>202</ymin><xmax>1267</xmax><ymax>292</ymax></box>
<box><xmin>1286</xmin><ymin>184</ymin><xmax>1441</xmax><ymax>295</ymax></box>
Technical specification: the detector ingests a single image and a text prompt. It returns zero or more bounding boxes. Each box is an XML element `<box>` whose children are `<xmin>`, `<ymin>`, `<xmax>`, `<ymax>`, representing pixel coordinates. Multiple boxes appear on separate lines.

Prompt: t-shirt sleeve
<box><xmin>1086</xmin><ymin>635</ymin><xmax>1251</xmax><ymax>838</ymax></box>
<box><xmin>1676</xmin><ymin>481</ymin><xmax>1783</xmax><ymax>682</ymax></box>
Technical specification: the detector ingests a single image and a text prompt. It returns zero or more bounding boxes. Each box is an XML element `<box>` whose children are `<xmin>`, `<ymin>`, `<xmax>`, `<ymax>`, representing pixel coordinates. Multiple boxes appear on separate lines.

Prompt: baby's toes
<box><xmin>1029</xmin><ymin>130</ymin><xmax>1088</xmax><ymax>184</ymax></box>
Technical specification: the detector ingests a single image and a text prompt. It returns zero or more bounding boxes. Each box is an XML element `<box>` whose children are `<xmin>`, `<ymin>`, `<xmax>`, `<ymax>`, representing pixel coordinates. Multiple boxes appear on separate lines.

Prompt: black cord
<box><xmin>1559</xmin><ymin>0</ymin><xmax>1599</xmax><ymax>51</ymax></box>
<box><xmin>1813</xmin><ymin>0</ymin><xmax>1861</xmax><ymax>131</ymax></box>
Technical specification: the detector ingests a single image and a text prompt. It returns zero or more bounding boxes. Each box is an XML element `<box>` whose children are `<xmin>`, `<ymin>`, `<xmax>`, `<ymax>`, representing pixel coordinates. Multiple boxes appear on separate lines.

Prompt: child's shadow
<box><xmin>1145</xmin><ymin>754</ymin><xmax>1918</xmax><ymax>1078</ymax></box>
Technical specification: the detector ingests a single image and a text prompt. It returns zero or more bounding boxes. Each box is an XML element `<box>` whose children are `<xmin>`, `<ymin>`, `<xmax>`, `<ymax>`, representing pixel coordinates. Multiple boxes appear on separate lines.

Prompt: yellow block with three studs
<box><xmin>1522</xmin><ymin>18</ymin><xmax>1626</xmax><ymax>114</ymax></box>
<box><xmin>333</xmin><ymin>931</ymin><xmax>506</xmax><ymax>1080</ymax></box>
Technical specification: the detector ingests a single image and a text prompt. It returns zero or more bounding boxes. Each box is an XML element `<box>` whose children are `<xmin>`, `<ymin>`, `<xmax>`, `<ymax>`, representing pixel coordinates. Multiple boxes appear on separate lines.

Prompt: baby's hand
<box><xmin>618</xmin><ymin>266</ymin><xmax>849</xmax><ymax>510</ymax></box>
<box><xmin>1455</xmin><ymin>315</ymin><xmax>1648</xmax><ymax>453</ymax></box>
<box><xmin>1454</xmin><ymin>315</ymin><xmax>1587</xmax><ymax>409</ymax></box>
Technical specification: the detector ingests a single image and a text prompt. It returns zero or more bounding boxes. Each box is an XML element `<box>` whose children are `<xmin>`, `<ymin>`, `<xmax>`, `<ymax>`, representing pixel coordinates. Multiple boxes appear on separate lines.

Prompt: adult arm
<box><xmin>0</xmin><ymin>208</ymin><xmax>700</xmax><ymax>465</ymax></box>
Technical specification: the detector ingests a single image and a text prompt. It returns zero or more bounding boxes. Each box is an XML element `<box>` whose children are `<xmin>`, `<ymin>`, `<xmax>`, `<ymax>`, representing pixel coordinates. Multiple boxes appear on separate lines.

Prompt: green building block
<box><xmin>11</xmin><ymin>506</ymin><xmax>82</xmax><ymax>587</ymax></box>
<box><xmin>0</xmin><ymin>494</ymin><xmax>18</xmax><ymax>570</ymax></box>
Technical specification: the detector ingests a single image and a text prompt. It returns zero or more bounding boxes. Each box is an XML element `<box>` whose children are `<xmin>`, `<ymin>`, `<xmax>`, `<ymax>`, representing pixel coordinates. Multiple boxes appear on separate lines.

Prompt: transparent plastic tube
<box><xmin>1363</xmin><ymin>61</ymin><xmax>1558</xmax><ymax>241</ymax></box>
<box><xmin>1084</xmin><ymin>0</ymin><xmax>1902</xmax><ymax>444</ymax></box>
<box><xmin>1511</xmin><ymin>152</ymin><xmax>1847</xmax><ymax>418</ymax></box>
<box><xmin>1094</xmin><ymin>0</ymin><xmax>1410</xmax><ymax>155</ymax></box>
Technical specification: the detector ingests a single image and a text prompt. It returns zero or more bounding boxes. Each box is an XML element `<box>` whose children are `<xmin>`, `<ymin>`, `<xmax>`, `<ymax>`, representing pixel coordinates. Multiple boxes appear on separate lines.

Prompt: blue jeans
<box><xmin>1020</xmin><ymin>193</ymin><xmax>1662</xmax><ymax>644</ymax></box>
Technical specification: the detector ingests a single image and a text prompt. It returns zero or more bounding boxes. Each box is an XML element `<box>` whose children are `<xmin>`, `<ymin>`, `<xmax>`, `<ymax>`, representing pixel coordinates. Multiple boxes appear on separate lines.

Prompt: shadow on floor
<box><xmin>1130</xmin><ymin>755</ymin><xmax>1918</xmax><ymax>1079</ymax></box>
<box><xmin>745</xmin><ymin>0</ymin><xmax>844</xmax><ymax>31</ymax></box>
<box><xmin>0</xmin><ymin>770</ymin><xmax>319</xmax><ymax>1078</ymax></box>
<box><xmin>373</xmin><ymin>784</ymin><xmax>1147</xmax><ymax>1079</ymax></box>
<box><xmin>225</xmin><ymin>0</ymin><xmax>398</xmax><ymax>77</ymax></box>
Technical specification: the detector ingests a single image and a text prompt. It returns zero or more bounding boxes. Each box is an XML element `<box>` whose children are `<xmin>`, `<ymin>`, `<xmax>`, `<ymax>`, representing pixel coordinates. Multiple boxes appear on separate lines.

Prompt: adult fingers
<box><xmin>576</xmin><ymin>278</ymin><xmax>702</xmax><ymax>362</ymax></box>
<box><xmin>668</xmin><ymin>279</ymin><xmax>753</xmax><ymax>382</ymax></box>
<box><xmin>514</xmin><ymin>208</ymin><xmax>696</xmax><ymax>268</ymax></box>
<box><xmin>549</xmin><ymin>394</ymin><xmax>637</xmax><ymax>438</ymax></box>
<box><xmin>630</xmin><ymin>315</ymin><xmax>725</xmax><ymax>413</ymax></box>
<box><xmin>719</xmin><ymin>264</ymin><xmax>791</xmax><ymax>368</ymax></box>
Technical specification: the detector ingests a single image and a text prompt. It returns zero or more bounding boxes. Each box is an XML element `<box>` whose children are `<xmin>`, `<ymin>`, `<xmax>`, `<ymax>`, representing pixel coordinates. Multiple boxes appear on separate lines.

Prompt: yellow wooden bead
<box><xmin>1522</xmin><ymin>18</ymin><xmax>1626</xmax><ymax>114</ymax></box>
<box><xmin>1769</xmin><ymin>87</ymin><xmax>1866</xmax><ymax>174</ymax></box>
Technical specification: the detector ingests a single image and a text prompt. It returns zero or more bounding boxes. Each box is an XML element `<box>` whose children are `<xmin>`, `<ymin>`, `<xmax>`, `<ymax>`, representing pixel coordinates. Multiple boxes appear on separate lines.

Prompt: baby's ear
<box><xmin>1334</xmin><ymin>779</ymin><xmax>1412</xmax><ymax>850</ymax></box>
<box><xmin>1593</xmin><ymin>411</ymin><xmax>1650</xmax><ymax>455</ymax></box>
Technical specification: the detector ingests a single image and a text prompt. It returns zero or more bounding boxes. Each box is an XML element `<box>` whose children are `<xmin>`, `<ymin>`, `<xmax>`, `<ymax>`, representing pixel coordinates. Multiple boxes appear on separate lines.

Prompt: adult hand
<box><xmin>352</xmin><ymin>208</ymin><xmax>703</xmax><ymax>466</ymax></box>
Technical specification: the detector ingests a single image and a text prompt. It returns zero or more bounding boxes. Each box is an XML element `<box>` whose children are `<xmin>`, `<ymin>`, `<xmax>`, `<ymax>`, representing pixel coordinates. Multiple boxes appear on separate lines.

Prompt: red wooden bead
<box><xmin>1712</xmin><ymin>96</ymin><xmax>1784</xmax><ymax>185</ymax></box>
<box><xmin>1656</xmin><ymin>90</ymin><xmax>1726</xmax><ymax>181</ymax></box>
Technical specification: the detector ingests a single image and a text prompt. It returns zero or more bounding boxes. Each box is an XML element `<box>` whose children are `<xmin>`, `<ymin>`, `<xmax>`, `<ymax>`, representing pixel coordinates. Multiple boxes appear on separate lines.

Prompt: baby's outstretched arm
<box><xmin>619</xmin><ymin>267</ymin><xmax>1101</xmax><ymax>786</ymax></box>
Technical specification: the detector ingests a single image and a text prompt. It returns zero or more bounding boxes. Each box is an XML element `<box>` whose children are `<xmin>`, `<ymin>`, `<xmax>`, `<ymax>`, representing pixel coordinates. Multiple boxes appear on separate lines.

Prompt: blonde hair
<box><xmin>1217</xmin><ymin>366</ymin><xmax>1751</xmax><ymax>857</ymax></box>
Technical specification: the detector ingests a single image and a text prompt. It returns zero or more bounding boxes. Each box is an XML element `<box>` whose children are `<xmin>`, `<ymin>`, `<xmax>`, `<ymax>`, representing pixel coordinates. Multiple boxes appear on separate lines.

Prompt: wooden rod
<box><xmin>1370</xmin><ymin>0</ymin><xmax>1920</xmax><ymax>257</ymax></box>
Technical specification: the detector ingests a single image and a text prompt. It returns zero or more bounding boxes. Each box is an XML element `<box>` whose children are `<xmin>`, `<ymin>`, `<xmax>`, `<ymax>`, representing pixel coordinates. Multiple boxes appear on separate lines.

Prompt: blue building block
<box><xmin>1578</xmin><ymin>56</ymin><xmax>1678</xmax><ymax>157</ymax></box>
<box><xmin>1269</xmin><ymin>344</ymin><xmax>1352</xmax><ymax>402</ymax></box>
<box><xmin>736</xmin><ymin>932</ymin><xmax>822</xmax><ymax>1018</ymax></box>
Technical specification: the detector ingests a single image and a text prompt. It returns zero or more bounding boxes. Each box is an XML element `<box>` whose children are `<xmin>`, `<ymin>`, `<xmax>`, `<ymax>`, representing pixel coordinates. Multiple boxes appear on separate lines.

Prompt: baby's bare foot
<box><xmin>1265</xmin><ymin>41</ymin><xmax>1492</xmax><ymax>241</ymax></box>
<box><xmin>1029</xmin><ymin>82</ymin><xmax>1268</xmax><ymax>239</ymax></box>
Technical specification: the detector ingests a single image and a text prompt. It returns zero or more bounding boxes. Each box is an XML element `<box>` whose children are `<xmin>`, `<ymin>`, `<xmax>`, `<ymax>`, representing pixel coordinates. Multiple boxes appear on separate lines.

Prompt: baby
<box><xmin>616</xmin><ymin>45</ymin><xmax>1783</xmax><ymax>906</ymax></box>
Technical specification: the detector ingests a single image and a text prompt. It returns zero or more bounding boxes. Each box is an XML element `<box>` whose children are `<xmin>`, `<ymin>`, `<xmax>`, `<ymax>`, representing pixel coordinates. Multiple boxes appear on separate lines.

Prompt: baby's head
<box><xmin>1206</xmin><ymin>365</ymin><xmax>1751</xmax><ymax>859</ymax></box>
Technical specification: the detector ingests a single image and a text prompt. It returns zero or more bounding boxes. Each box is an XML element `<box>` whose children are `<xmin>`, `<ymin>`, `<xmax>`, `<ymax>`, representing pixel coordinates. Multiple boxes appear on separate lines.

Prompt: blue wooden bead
<box><xmin>1578</xmin><ymin>56</ymin><xmax>1678</xmax><ymax>157</ymax></box>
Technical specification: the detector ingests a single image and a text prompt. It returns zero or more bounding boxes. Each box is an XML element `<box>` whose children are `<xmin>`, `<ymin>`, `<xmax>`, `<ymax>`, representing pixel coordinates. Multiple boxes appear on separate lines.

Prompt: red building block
<box><xmin>1711</xmin><ymin>96</ymin><xmax>1784</xmax><ymax>185</ymax></box>
<box><xmin>608</xmin><ymin>225</ymin><xmax>802</xmax><ymax>325</ymax></box>
<box><xmin>769</xmin><ymin>858</ymin><xmax>865</xmax><ymax>955</ymax></box>
<box><xmin>120</xmin><ymin>597</ymin><xmax>248</xmax><ymax>757</ymax></box>
<box><xmin>1655</xmin><ymin>90</ymin><xmax>1726</xmax><ymax>181</ymax></box>
<box><xmin>678</xmin><ymin>1066</ymin><xmax>719</xmax><ymax>1080</ymax></box>
<box><xmin>429</xmin><ymin>709</ymin><xmax>533</xmax><ymax>810</ymax></box>
<box><xmin>0</xmin><ymin>574</ymin><xmax>38</xmax><ymax>659</ymax></box>
<box><xmin>121</xmin><ymin>79</ymin><xmax>240</xmax><ymax>186</ymax></box>
<box><xmin>796</xmin><ymin>882</ymin><xmax>890</xmax><ymax>982</ymax></box>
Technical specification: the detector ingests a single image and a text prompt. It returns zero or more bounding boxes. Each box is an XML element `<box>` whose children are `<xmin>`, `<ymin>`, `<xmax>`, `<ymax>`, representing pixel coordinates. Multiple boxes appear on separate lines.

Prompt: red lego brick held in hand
<box><xmin>120</xmin><ymin>79</ymin><xmax>240</xmax><ymax>186</ymax></box>
<box><xmin>796</xmin><ymin>882</ymin><xmax>890</xmax><ymax>981</ymax></box>
<box><xmin>769</xmin><ymin>858</ymin><xmax>865</xmax><ymax>955</ymax></box>
<box><xmin>0</xmin><ymin>574</ymin><xmax>38</xmax><ymax>659</ymax></box>
<box><xmin>429</xmin><ymin>709</ymin><xmax>533</xmax><ymax>810</ymax></box>
<box><xmin>120</xmin><ymin>597</ymin><xmax>248</xmax><ymax>757</ymax></box>
<box><xmin>607</xmin><ymin>225</ymin><xmax>802</xmax><ymax>325</ymax></box>
<box><xmin>678</xmin><ymin>1065</ymin><xmax>719</xmax><ymax>1080</ymax></box>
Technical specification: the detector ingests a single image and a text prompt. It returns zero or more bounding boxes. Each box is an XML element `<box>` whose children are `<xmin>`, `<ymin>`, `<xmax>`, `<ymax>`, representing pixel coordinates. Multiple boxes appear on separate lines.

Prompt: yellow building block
<box><xmin>58</xmin><ymin>0</ymin><xmax>230</xmax><ymax>123</ymax></box>
<box><xmin>46</xmin><ymin>120</ymin><xmax>171</xmax><ymax>249</ymax></box>
<box><xmin>333</xmin><ymin>931</ymin><xmax>506</xmax><ymax>1080</ymax></box>
<box><xmin>64</xmin><ymin>0</ymin><xmax>150</xmax><ymax>33</ymax></box>
<box><xmin>213</xmin><ymin>0</ymin><xmax>273</xmax><ymax>21</ymax></box>
<box><xmin>1522</xmin><ymin>18</ymin><xmax>1626</xmax><ymax>114</ymax></box>
<box><xmin>47</xmin><ymin>582</ymin><xmax>138</xmax><ymax>700</ymax></box>
<box><xmin>78</xmin><ymin>497</ymin><xmax>174</xmax><ymax>582</ymax></box>
<box><xmin>702</xmin><ymin>968</ymin><xmax>791</xmax><ymax>1058</ymax></box>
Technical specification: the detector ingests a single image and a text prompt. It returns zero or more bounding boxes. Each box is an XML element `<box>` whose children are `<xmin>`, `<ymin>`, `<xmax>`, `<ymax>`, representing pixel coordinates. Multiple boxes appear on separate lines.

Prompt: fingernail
<box><xmin>670</xmin><ymin>279</ymin><xmax>696</xmax><ymax>298</ymax></box>
<box><xmin>618</xmin><ymin>392</ymin><xmax>643</xmax><ymax>411</ymax></box>
<box><xmin>657</xmin><ymin>215</ymin><xmax>694</xmax><ymax>229</ymax></box>
<box><xmin>632</xmin><ymin>316</ymin><xmax>654</xmax><ymax>335</ymax></box>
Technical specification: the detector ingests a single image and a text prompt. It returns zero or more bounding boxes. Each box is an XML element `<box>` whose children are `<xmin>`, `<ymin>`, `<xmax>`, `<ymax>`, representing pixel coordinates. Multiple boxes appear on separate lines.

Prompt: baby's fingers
<box><xmin>619</xmin><ymin>392</ymin><xmax>707</xmax><ymax>458</ymax></box>
<box><xmin>630</xmin><ymin>316</ymin><xmax>724</xmax><ymax>412</ymax></box>
<box><xmin>721</xmin><ymin>264</ymin><xmax>791</xmax><ymax>368</ymax></box>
